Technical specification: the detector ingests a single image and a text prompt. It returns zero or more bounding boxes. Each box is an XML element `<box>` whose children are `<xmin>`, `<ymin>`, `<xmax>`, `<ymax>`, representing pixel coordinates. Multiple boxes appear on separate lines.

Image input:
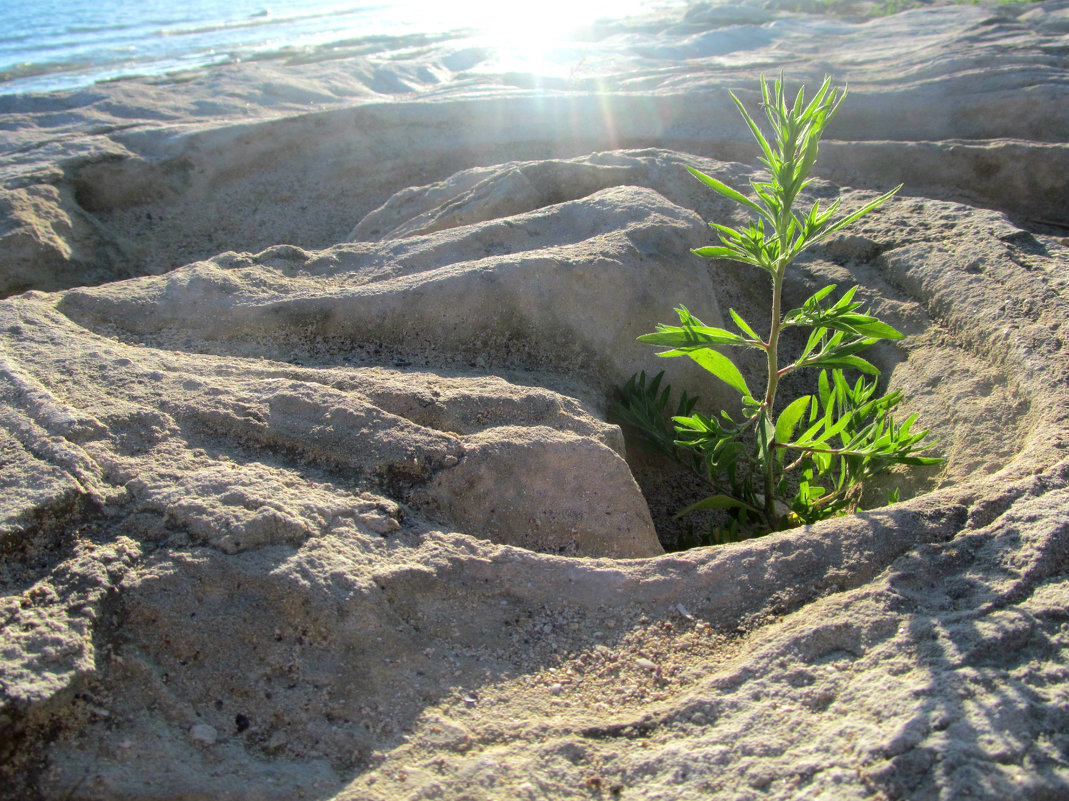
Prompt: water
<box><xmin>0</xmin><ymin>0</ymin><xmax>679</xmax><ymax>96</ymax></box>
<box><xmin>0</xmin><ymin>0</ymin><xmax>447</xmax><ymax>95</ymax></box>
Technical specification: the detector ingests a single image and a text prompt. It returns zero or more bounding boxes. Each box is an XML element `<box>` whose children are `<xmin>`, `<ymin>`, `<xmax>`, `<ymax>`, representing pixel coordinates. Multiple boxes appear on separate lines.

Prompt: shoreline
<box><xmin>0</xmin><ymin>0</ymin><xmax>1042</xmax><ymax>101</ymax></box>
<box><xmin>0</xmin><ymin>0</ymin><xmax>690</xmax><ymax>99</ymax></box>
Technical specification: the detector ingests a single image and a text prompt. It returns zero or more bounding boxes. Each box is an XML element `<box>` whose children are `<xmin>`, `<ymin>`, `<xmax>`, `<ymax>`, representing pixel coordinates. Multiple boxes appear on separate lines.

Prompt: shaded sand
<box><xmin>2</xmin><ymin>1</ymin><xmax>1069</xmax><ymax>799</ymax></box>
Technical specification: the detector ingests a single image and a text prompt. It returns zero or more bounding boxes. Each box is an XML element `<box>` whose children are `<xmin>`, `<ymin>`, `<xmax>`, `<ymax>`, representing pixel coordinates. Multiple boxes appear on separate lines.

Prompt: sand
<box><xmin>2</xmin><ymin>1</ymin><xmax>1069</xmax><ymax>799</ymax></box>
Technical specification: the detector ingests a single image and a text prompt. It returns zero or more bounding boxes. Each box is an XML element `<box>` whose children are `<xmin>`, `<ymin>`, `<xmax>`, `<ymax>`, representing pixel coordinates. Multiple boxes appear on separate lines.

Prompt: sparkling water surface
<box><xmin>0</xmin><ymin>0</ymin><xmax>680</xmax><ymax>96</ymax></box>
<box><xmin>0</xmin><ymin>0</ymin><xmax>446</xmax><ymax>95</ymax></box>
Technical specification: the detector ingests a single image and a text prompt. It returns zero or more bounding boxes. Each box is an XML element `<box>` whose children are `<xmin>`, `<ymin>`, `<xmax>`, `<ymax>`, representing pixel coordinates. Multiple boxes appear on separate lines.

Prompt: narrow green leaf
<box><xmin>835</xmin><ymin>285</ymin><xmax>859</xmax><ymax>309</ymax></box>
<box><xmin>814</xmin><ymin>371</ymin><xmax>829</xmax><ymax>419</ymax></box>
<box><xmin>901</xmin><ymin>455</ymin><xmax>943</xmax><ymax>466</ymax></box>
<box><xmin>806</xmin><ymin>284</ymin><xmax>837</xmax><ymax>306</ymax></box>
<box><xmin>842</xmin><ymin>420</ymin><xmax>879</xmax><ymax>451</ymax></box>
<box><xmin>692</xmin><ymin>246</ymin><xmax>761</xmax><ymax>267</ymax></box>
<box><xmin>795</xmin><ymin>385</ymin><xmax>828</xmax><ymax>444</ymax></box>
<box><xmin>793</xmin><ymin>420</ymin><xmax>826</xmax><ymax>449</ymax></box>
<box><xmin>775</xmin><ymin>395</ymin><xmax>812</xmax><ymax>444</ymax></box>
<box><xmin>833</xmin><ymin>368</ymin><xmax>851</xmax><ymax>399</ymax></box>
<box><xmin>672</xmin><ymin>414</ymin><xmax>711</xmax><ymax>432</ymax></box>
<box><xmin>686</xmin><ymin>166</ymin><xmax>769</xmax><ymax>222</ymax></box>
<box><xmin>803</xmin><ymin>327</ymin><xmax>827</xmax><ymax>361</ymax></box>
<box><xmin>802</xmin><ymin>77</ymin><xmax>837</xmax><ymax>121</ymax></box>
<box><xmin>674</xmin><ymin>494</ymin><xmax>761</xmax><ymax>518</ymax></box>
<box><xmin>810</xmin><ymin>408</ymin><xmax>854</xmax><ymax>445</ymax></box>
<box><xmin>729</xmin><ymin>308</ymin><xmax>763</xmax><ymax>342</ymax></box>
<box><xmin>814</xmin><ymin>186</ymin><xmax>902</xmax><ymax>244</ymax></box>
<box><xmin>685</xmin><ymin>348</ymin><xmax>753</xmax><ymax>399</ymax></box>
<box><xmin>638</xmin><ymin>326</ymin><xmax>748</xmax><ymax>349</ymax></box>
<box><xmin>808</xmin><ymin>354</ymin><xmax>881</xmax><ymax>375</ymax></box>
<box><xmin>756</xmin><ymin>410</ymin><xmax>775</xmax><ymax>464</ymax></box>
<box><xmin>843</xmin><ymin>318</ymin><xmax>903</xmax><ymax>340</ymax></box>
<box><xmin>709</xmin><ymin>221</ymin><xmax>744</xmax><ymax>238</ymax></box>
<box><xmin>729</xmin><ymin>91</ymin><xmax>777</xmax><ymax>172</ymax></box>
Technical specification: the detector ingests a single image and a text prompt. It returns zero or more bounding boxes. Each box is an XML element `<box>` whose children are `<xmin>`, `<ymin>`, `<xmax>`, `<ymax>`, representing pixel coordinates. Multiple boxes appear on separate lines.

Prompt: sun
<box><xmin>466</xmin><ymin>0</ymin><xmax>622</xmax><ymax>42</ymax></box>
<box><xmin>436</xmin><ymin>0</ymin><xmax>655</xmax><ymax>76</ymax></box>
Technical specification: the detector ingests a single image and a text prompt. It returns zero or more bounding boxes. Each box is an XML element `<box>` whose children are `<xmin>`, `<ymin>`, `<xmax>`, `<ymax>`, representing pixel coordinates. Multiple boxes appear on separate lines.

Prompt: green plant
<box><xmin>614</xmin><ymin>76</ymin><xmax>939</xmax><ymax>541</ymax></box>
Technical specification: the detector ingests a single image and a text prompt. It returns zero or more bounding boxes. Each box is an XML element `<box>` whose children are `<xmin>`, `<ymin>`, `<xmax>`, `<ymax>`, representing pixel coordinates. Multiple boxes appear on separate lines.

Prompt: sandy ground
<box><xmin>2</xmin><ymin>1</ymin><xmax>1069</xmax><ymax>799</ymax></box>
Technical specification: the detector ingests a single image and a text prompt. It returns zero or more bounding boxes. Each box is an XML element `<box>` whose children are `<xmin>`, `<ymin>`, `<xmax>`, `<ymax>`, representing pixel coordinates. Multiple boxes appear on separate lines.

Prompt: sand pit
<box><xmin>2</xmin><ymin>1</ymin><xmax>1069</xmax><ymax>799</ymax></box>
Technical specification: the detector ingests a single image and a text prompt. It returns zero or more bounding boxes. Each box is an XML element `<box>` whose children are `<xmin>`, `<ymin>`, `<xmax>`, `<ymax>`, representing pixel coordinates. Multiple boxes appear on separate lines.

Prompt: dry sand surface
<box><xmin>2</xmin><ymin>1</ymin><xmax>1069</xmax><ymax>799</ymax></box>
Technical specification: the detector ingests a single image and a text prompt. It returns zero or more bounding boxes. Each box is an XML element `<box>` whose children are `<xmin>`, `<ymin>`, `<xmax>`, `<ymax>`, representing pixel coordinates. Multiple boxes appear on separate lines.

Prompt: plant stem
<box><xmin>761</xmin><ymin>262</ymin><xmax>787</xmax><ymax>526</ymax></box>
<box><xmin>763</xmin><ymin>275</ymin><xmax>783</xmax><ymax>411</ymax></box>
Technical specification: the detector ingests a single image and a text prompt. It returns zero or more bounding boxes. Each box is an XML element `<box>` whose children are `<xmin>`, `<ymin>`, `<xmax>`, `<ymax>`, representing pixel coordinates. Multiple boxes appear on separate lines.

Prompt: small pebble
<box><xmin>635</xmin><ymin>658</ymin><xmax>657</xmax><ymax>671</ymax></box>
<box><xmin>190</xmin><ymin>724</ymin><xmax>218</xmax><ymax>746</ymax></box>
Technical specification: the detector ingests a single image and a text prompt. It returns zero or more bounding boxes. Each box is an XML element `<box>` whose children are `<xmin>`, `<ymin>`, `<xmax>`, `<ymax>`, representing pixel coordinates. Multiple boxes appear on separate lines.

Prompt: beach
<box><xmin>0</xmin><ymin>0</ymin><xmax>681</xmax><ymax>96</ymax></box>
<box><xmin>2</xmin><ymin>1</ymin><xmax>1069</xmax><ymax>799</ymax></box>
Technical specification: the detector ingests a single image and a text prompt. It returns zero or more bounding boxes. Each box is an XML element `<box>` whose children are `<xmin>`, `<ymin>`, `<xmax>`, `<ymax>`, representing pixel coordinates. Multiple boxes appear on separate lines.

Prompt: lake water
<box><xmin>0</xmin><ymin>0</ymin><xmax>681</xmax><ymax>96</ymax></box>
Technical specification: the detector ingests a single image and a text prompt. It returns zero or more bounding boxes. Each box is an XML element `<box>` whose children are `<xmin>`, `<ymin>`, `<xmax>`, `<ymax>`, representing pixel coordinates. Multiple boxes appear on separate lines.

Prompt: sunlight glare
<box><xmin>464</xmin><ymin>0</ymin><xmax>641</xmax><ymax>43</ymax></box>
<box><xmin>436</xmin><ymin>0</ymin><xmax>655</xmax><ymax>77</ymax></box>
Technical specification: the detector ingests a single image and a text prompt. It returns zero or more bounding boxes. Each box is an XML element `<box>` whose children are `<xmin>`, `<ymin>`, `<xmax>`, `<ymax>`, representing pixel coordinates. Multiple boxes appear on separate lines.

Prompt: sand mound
<box><xmin>2</xmin><ymin>2</ymin><xmax>1069</xmax><ymax>799</ymax></box>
